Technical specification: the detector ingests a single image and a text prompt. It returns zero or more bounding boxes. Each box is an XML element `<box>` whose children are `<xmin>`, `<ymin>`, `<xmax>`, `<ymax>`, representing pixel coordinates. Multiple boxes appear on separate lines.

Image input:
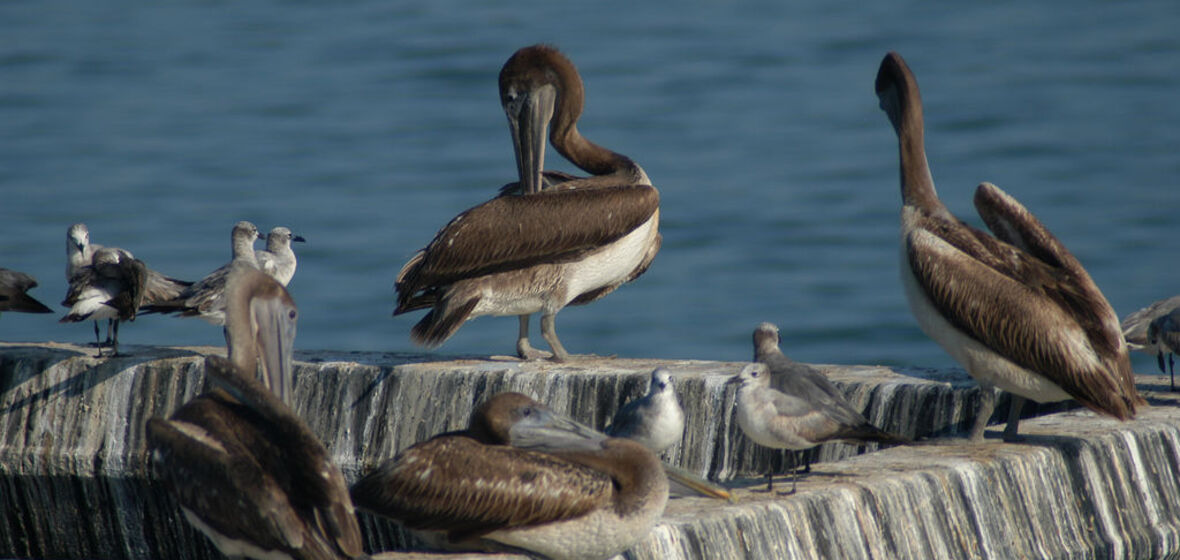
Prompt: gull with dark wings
<box><xmin>146</xmin><ymin>265</ymin><xmax>365</xmax><ymax>559</ymax></box>
<box><xmin>876</xmin><ymin>51</ymin><xmax>1142</xmax><ymax>441</ymax></box>
<box><xmin>395</xmin><ymin>44</ymin><xmax>661</xmax><ymax>362</ymax></box>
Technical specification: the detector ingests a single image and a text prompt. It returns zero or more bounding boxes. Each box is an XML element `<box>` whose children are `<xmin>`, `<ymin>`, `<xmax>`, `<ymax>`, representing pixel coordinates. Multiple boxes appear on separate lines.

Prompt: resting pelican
<box><xmin>876</xmin><ymin>51</ymin><xmax>1142</xmax><ymax>441</ymax></box>
<box><xmin>143</xmin><ymin>221</ymin><xmax>263</xmax><ymax>326</ymax></box>
<box><xmin>146</xmin><ymin>265</ymin><xmax>364</xmax><ymax>559</ymax></box>
<box><xmin>351</xmin><ymin>392</ymin><xmax>668</xmax><ymax>560</ymax></box>
<box><xmin>60</xmin><ymin>247</ymin><xmax>147</xmax><ymax>357</ymax></box>
<box><xmin>395</xmin><ymin>44</ymin><xmax>661</xmax><ymax>362</ymax></box>
<box><xmin>0</xmin><ymin>268</ymin><xmax>53</xmax><ymax>315</ymax></box>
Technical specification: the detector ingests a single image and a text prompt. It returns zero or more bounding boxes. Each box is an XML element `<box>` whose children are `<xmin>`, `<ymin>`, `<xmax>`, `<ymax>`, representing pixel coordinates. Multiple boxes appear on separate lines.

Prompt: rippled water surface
<box><xmin>2</xmin><ymin>1</ymin><xmax>1178</xmax><ymax>371</ymax></box>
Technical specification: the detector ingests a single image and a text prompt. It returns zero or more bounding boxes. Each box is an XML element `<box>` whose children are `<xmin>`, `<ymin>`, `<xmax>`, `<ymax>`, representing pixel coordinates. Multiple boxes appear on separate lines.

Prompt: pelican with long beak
<box><xmin>351</xmin><ymin>392</ymin><xmax>670</xmax><ymax>560</ymax></box>
<box><xmin>146</xmin><ymin>265</ymin><xmax>365</xmax><ymax>559</ymax></box>
<box><xmin>395</xmin><ymin>44</ymin><xmax>661</xmax><ymax>362</ymax></box>
<box><xmin>876</xmin><ymin>51</ymin><xmax>1142</xmax><ymax>441</ymax></box>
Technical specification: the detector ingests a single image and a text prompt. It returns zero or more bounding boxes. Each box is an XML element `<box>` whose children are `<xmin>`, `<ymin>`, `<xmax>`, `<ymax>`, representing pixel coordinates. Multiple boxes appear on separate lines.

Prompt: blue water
<box><xmin>2</xmin><ymin>1</ymin><xmax>1178</xmax><ymax>371</ymax></box>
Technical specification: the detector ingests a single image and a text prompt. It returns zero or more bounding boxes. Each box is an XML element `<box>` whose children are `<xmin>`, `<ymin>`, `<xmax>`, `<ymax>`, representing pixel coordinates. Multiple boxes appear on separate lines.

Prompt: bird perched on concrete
<box><xmin>64</xmin><ymin>223</ymin><xmax>190</xmax><ymax>346</ymax></box>
<box><xmin>1122</xmin><ymin>296</ymin><xmax>1180</xmax><ymax>390</ymax></box>
<box><xmin>605</xmin><ymin>367</ymin><xmax>684</xmax><ymax>454</ymax></box>
<box><xmin>0</xmin><ymin>268</ymin><xmax>53</xmax><ymax>315</ymax></box>
<box><xmin>147</xmin><ymin>264</ymin><xmax>366</xmax><ymax>560</ymax></box>
<box><xmin>256</xmin><ymin>227</ymin><xmax>306</xmax><ymax>286</ymax></box>
<box><xmin>142</xmin><ymin>221</ymin><xmax>263</xmax><ymax>326</ymax></box>
<box><xmin>351</xmin><ymin>392</ymin><xmax>669</xmax><ymax>560</ymax></box>
<box><xmin>876</xmin><ymin>51</ymin><xmax>1142</xmax><ymax>441</ymax></box>
<box><xmin>730</xmin><ymin>347</ymin><xmax>906</xmax><ymax>494</ymax></box>
<box><xmin>60</xmin><ymin>247</ymin><xmax>147</xmax><ymax>357</ymax></box>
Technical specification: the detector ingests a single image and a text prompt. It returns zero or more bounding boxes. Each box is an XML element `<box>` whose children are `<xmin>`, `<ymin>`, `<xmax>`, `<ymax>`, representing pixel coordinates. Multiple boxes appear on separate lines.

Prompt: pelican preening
<box><xmin>876</xmin><ymin>51</ymin><xmax>1142</xmax><ymax>441</ymax></box>
<box><xmin>147</xmin><ymin>265</ymin><xmax>365</xmax><ymax>560</ymax></box>
<box><xmin>0</xmin><ymin>268</ymin><xmax>53</xmax><ymax>315</ymax></box>
<box><xmin>351</xmin><ymin>392</ymin><xmax>669</xmax><ymax>560</ymax></box>
<box><xmin>395</xmin><ymin>44</ymin><xmax>661</xmax><ymax>362</ymax></box>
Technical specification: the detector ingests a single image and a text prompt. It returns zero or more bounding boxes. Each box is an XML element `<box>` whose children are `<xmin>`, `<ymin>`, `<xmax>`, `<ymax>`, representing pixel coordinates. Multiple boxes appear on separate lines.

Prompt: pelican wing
<box><xmin>906</xmin><ymin>210</ymin><xmax>1138</xmax><ymax>418</ymax></box>
<box><xmin>351</xmin><ymin>434</ymin><xmax>611</xmax><ymax>541</ymax></box>
<box><xmin>396</xmin><ymin>185</ymin><xmax>659</xmax><ymax>310</ymax></box>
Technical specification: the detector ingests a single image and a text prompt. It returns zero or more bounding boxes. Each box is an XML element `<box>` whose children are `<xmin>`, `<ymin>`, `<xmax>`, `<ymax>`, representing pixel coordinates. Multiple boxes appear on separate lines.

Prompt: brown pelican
<box><xmin>395</xmin><ymin>44</ymin><xmax>661</xmax><ymax>362</ymax></box>
<box><xmin>65</xmin><ymin>223</ymin><xmax>191</xmax><ymax>346</ymax></box>
<box><xmin>1122</xmin><ymin>295</ymin><xmax>1180</xmax><ymax>390</ymax></box>
<box><xmin>0</xmin><ymin>268</ymin><xmax>53</xmax><ymax>315</ymax></box>
<box><xmin>257</xmin><ymin>226</ymin><xmax>306</xmax><ymax>287</ymax></box>
<box><xmin>146</xmin><ymin>264</ymin><xmax>365</xmax><ymax>559</ymax></box>
<box><xmin>876</xmin><ymin>51</ymin><xmax>1142</xmax><ymax>441</ymax></box>
<box><xmin>604</xmin><ymin>368</ymin><xmax>684</xmax><ymax>454</ymax></box>
<box><xmin>60</xmin><ymin>247</ymin><xmax>147</xmax><ymax>357</ymax></box>
<box><xmin>351</xmin><ymin>392</ymin><xmax>668</xmax><ymax>560</ymax></box>
<box><xmin>142</xmin><ymin>221</ymin><xmax>263</xmax><ymax>326</ymax></box>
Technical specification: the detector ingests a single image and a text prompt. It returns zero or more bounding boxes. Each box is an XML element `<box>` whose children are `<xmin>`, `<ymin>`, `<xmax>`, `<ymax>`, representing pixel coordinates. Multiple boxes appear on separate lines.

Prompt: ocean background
<box><xmin>1</xmin><ymin>0</ymin><xmax>1177</xmax><ymax>372</ymax></box>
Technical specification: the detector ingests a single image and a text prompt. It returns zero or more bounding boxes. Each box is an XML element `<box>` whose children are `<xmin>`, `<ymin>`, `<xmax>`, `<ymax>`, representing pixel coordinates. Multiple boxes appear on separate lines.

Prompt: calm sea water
<box><xmin>1</xmin><ymin>1</ymin><xmax>1178</xmax><ymax>371</ymax></box>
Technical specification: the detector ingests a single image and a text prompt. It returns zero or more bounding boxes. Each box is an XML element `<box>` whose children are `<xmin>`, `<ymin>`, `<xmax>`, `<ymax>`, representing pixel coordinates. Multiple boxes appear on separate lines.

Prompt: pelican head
<box><xmin>500</xmin><ymin>45</ymin><xmax>580</xmax><ymax>195</ymax></box>
<box><xmin>875</xmin><ymin>51</ymin><xmax>922</xmax><ymax>136</ymax></box>
<box><xmin>223</xmin><ymin>263</ymin><xmax>298</xmax><ymax>404</ymax></box>
<box><xmin>469</xmin><ymin>392</ymin><xmax>608</xmax><ymax>452</ymax></box>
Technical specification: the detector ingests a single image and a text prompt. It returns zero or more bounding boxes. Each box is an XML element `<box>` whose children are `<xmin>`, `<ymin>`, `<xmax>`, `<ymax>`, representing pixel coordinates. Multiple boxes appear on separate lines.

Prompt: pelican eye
<box><xmin>288</xmin><ymin>310</ymin><xmax>297</xmax><ymax>320</ymax></box>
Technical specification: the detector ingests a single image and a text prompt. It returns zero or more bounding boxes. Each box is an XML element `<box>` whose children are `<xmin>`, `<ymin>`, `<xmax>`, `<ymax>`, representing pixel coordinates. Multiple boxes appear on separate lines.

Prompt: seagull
<box><xmin>256</xmin><ymin>227</ymin><xmax>306</xmax><ymax>287</ymax></box>
<box><xmin>64</xmin><ymin>223</ymin><xmax>191</xmax><ymax>346</ymax></box>
<box><xmin>604</xmin><ymin>368</ymin><xmax>684</xmax><ymax>454</ymax></box>
<box><xmin>146</xmin><ymin>264</ymin><xmax>366</xmax><ymax>560</ymax></box>
<box><xmin>350</xmin><ymin>392</ymin><xmax>668</xmax><ymax>560</ymax></box>
<box><xmin>0</xmin><ymin>268</ymin><xmax>53</xmax><ymax>315</ymax></box>
<box><xmin>60</xmin><ymin>247</ymin><xmax>147</xmax><ymax>357</ymax></box>
<box><xmin>142</xmin><ymin>221</ymin><xmax>263</xmax><ymax>326</ymax></box>
<box><xmin>1122</xmin><ymin>296</ymin><xmax>1180</xmax><ymax>390</ymax></box>
<box><xmin>876</xmin><ymin>51</ymin><xmax>1142</xmax><ymax>441</ymax></box>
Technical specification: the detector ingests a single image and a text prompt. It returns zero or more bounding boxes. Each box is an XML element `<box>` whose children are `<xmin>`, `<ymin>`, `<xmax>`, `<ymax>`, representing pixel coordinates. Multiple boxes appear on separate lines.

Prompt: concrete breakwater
<box><xmin>0</xmin><ymin>342</ymin><xmax>1176</xmax><ymax>559</ymax></box>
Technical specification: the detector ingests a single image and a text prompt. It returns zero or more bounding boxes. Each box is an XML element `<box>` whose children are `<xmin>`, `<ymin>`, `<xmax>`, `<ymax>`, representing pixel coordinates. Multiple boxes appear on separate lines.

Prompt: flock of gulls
<box><xmin>0</xmin><ymin>45</ymin><xmax>1172</xmax><ymax>559</ymax></box>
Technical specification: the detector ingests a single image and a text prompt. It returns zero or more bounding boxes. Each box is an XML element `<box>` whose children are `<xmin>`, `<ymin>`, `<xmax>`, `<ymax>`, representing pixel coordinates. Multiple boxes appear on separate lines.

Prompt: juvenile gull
<box><xmin>604</xmin><ymin>367</ymin><xmax>684</xmax><ymax>454</ymax></box>
<box><xmin>60</xmin><ymin>247</ymin><xmax>147</xmax><ymax>357</ymax></box>
<box><xmin>1147</xmin><ymin>308</ymin><xmax>1180</xmax><ymax>390</ymax></box>
<box><xmin>0</xmin><ymin>268</ymin><xmax>53</xmax><ymax>315</ymax></box>
<box><xmin>146</xmin><ymin>265</ymin><xmax>365</xmax><ymax>560</ymax></box>
<box><xmin>1122</xmin><ymin>296</ymin><xmax>1180</xmax><ymax>390</ymax></box>
<box><xmin>395</xmin><ymin>45</ymin><xmax>661</xmax><ymax>362</ymax></box>
<box><xmin>143</xmin><ymin>221</ymin><xmax>263</xmax><ymax>326</ymax></box>
<box><xmin>256</xmin><ymin>226</ymin><xmax>306</xmax><ymax>286</ymax></box>
<box><xmin>351</xmin><ymin>392</ymin><xmax>668</xmax><ymax>560</ymax></box>
<box><xmin>732</xmin><ymin>325</ymin><xmax>908</xmax><ymax>493</ymax></box>
<box><xmin>876</xmin><ymin>51</ymin><xmax>1142</xmax><ymax>441</ymax></box>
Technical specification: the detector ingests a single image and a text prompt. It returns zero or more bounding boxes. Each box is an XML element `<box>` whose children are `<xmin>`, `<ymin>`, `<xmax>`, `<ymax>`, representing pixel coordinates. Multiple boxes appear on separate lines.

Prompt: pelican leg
<box><xmin>970</xmin><ymin>385</ymin><xmax>997</xmax><ymax>442</ymax></box>
<box><xmin>516</xmin><ymin>315</ymin><xmax>553</xmax><ymax>360</ymax></box>
<box><xmin>1003</xmin><ymin>395</ymin><xmax>1026</xmax><ymax>443</ymax></box>
<box><xmin>539</xmin><ymin>313</ymin><xmax>571</xmax><ymax>363</ymax></box>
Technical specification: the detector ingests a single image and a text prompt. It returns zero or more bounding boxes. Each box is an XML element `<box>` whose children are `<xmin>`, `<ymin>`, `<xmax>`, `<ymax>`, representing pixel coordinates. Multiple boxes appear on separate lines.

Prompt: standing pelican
<box><xmin>876</xmin><ymin>51</ymin><xmax>1142</xmax><ymax>441</ymax></box>
<box><xmin>146</xmin><ymin>265</ymin><xmax>365</xmax><ymax>560</ymax></box>
<box><xmin>60</xmin><ymin>247</ymin><xmax>147</xmax><ymax>357</ymax></box>
<box><xmin>350</xmin><ymin>392</ymin><xmax>668</xmax><ymax>560</ymax></box>
<box><xmin>395</xmin><ymin>45</ymin><xmax>661</xmax><ymax>362</ymax></box>
<box><xmin>142</xmin><ymin>221</ymin><xmax>263</xmax><ymax>326</ymax></box>
<box><xmin>604</xmin><ymin>368</ymin><xmax>684</xmax><ymax>454</ymax></box>
<box><xmin>256</xmin><ymin>226</ymin><xmax>306</xmax><ymax>286</ymax></box>
<box><xmin>0</xmin><ymin>268</ymin><xmax>53</xmax><ymax>315</ymax></box>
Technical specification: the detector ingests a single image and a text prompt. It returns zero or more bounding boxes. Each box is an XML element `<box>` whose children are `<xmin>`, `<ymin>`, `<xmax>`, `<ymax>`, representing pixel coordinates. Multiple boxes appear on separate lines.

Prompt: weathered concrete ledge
<box><xmin>0</xmin><ymin>342</ymin><xmax>1175</xmax><ymax>559</ymax></box>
